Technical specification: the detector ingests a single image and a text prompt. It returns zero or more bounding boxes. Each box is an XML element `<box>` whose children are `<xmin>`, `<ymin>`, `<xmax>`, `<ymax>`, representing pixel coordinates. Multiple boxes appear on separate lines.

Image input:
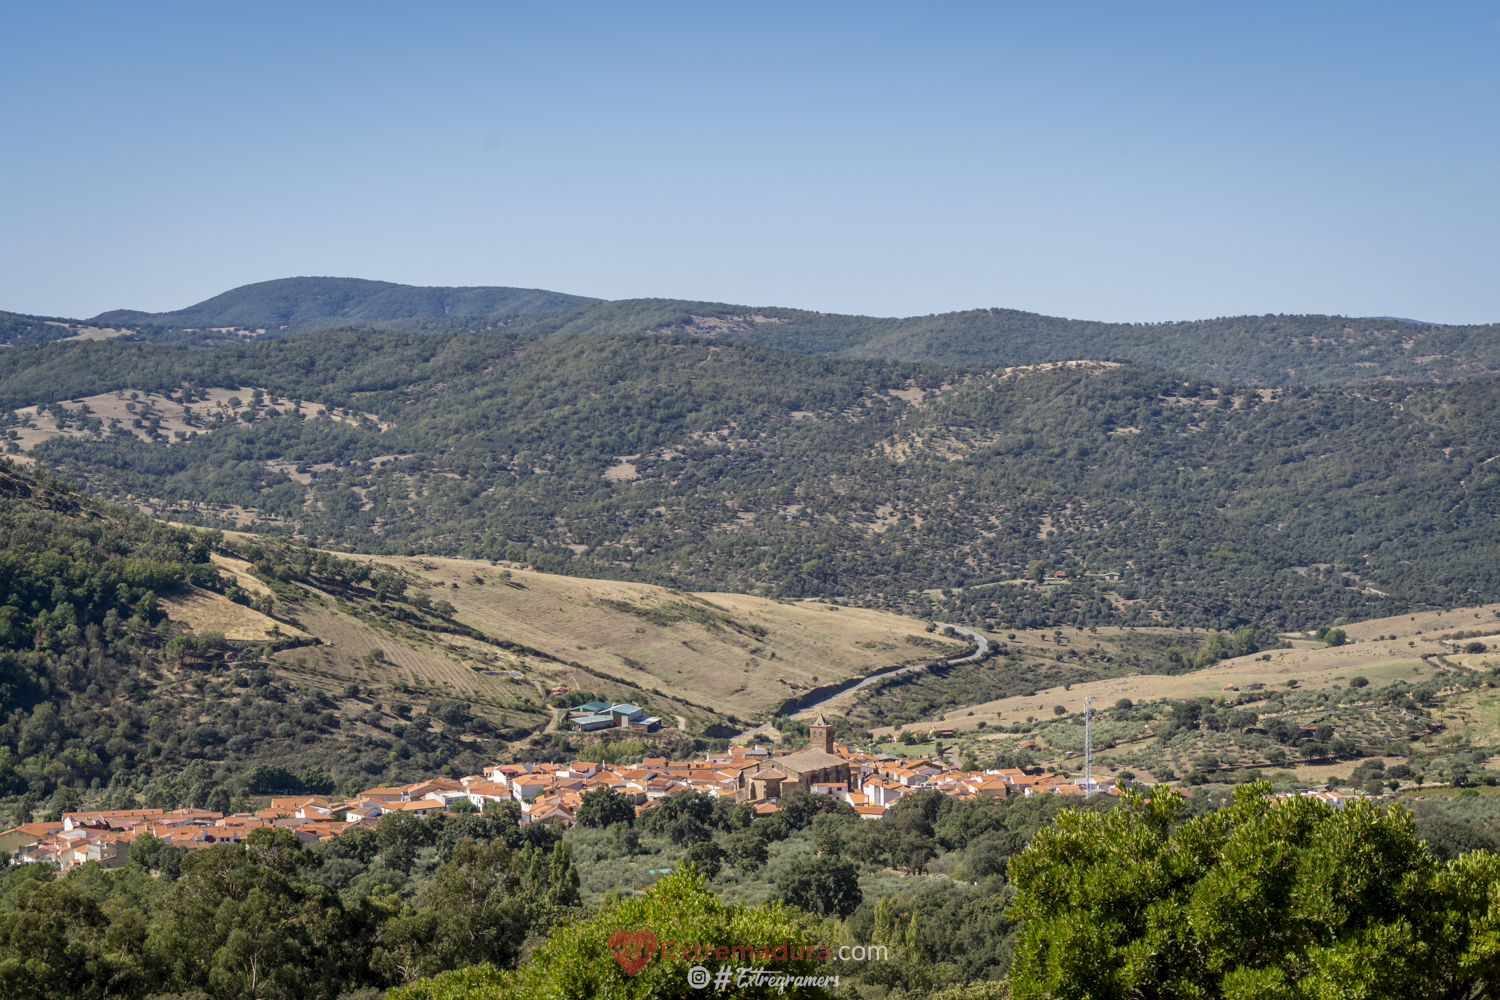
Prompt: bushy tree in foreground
<box><xmin>574</xmin><ymin>785</ymin><xmax>637</xmax><ymax>829</ymax></box>
<box><xmin>1008</xmin><ymin>782</ymin><xmax>1500</xmax><ymax>999</ymax></box>
<box><xmin>388</xmin><ymin>867</ymin><xmax>837</xmax><ymax>999</ymax></box>
<box><xmin>776</xmin><ymin>856</ymin><xmax>863</xmax><ymax>919</ymax></box>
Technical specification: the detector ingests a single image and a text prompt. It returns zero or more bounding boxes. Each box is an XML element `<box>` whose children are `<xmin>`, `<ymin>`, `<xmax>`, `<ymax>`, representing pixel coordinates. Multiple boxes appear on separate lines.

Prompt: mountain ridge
<box><xmin>4</xmin><ymin>275</ymin><xmax>1499</xmax><ymax>385</ymax></box>
<box><xmin>87</xmin><ymin>275</ymin><xmax>602</xmax><ymax>330</ymax></box>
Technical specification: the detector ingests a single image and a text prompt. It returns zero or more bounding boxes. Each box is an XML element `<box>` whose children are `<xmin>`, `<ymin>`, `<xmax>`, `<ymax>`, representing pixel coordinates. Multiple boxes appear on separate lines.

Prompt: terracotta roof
<box><xmin>13</xmin><ymin>822</ymin><xmax>64</xmax><ymax>836</ymax></box>
<box><xmin>772</xmin><ymin>749</ymin><xmax>847</xmax><ymax>772</ymax></box>
<box><xmin>390</xmin><ymin>800</ymin><xmax>444</xmax><ymax>812</ymax></box>
<box><xmin>465</xmin><ymin>781</ymin><xmax>509</xmax><ymax>796</ymax></box>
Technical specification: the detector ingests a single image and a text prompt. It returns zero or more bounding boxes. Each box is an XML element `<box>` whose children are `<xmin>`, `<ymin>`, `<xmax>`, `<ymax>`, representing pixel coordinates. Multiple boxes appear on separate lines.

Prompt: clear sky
<box><xmin>3</xmin><ymin>2</ymin><xmax>1497</xmax><ymax>323</ymax></box>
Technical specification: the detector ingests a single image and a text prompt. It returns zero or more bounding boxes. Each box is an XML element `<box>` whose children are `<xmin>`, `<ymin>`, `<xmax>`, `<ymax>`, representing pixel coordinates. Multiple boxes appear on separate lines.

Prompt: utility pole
<box><xmin>1084</xmin><ymin>696</ymin><xmax>1093</xmax><ymax>800</ymax></box>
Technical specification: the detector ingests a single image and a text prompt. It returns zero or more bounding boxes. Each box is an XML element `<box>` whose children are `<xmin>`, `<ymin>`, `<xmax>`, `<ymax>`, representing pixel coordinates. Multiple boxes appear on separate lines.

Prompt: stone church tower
<box><xmin>735</xmin><ymin>713</ymin><xmax>849</xmax><ymax>803</ymax></box>
<box><xmin>809</xmin><ymin>713</ymin><xmax>834</xmax><ymax>754</ymax></box>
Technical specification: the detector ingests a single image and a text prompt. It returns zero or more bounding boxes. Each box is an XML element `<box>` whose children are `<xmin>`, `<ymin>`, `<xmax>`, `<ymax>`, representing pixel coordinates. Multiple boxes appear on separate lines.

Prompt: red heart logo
<box><xmin>608</xmin><ymin>929</ymin><xmax>659</xmax><ymax>976</ymax></box>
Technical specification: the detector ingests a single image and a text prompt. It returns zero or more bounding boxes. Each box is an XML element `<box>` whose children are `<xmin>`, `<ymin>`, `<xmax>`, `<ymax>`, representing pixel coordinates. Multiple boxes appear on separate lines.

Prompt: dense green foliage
<box><xmin>7</xmin><ymin>331</ymin><xmax>1500</xmax><ymax>628</ymax></box>
<box><xmin>0</xmin><ymin>310</ymin><xmax>80</xmax><ymax>346</ymax></box>
<box><xmin>0</xmin><ymin>815</ymin><xmax>579</xmax><ymax>999</ymax></box>
<box><xmin>388</xmin><ymin>786</ymin><xmax>1074</xmax><ymax>997</ymax></box>
<box><xmin>386</xmin><ymin>866</ymin><xmax>835</xmax><ymax>1000</ymax></box>
<box><xmin>9</xmin><ymin>706</ymin><xmax>1500</xmax><ymax>999</ymax></box>
<box><xmin>1009</xmin><ymin>783</ymin><xmax>1500</xmax><ymax>999</ymax></box>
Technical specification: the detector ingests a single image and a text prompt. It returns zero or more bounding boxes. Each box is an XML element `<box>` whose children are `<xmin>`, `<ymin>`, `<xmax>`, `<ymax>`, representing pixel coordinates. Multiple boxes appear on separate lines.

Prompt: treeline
<box><xmin>67</xmin><ymin>276</ymin><xmax>1500</xmax><ymax>386</ymax></box>
<box><xmin>367</xmin><ymin>298</ymin><xmax>1500</xmax><ymax>386</ymax></box>
<box><xmin>567</xmin><ymin>784</ymin><xmax>1071</xmax><ymax>991</ymax></box>
<box><xmin>0</xmin><ymin>309</ymin><xmax>79</xmax><ymax>347</ymax></box>
<box><xmin>401</xmin><ymin>782</ymin><xmax>1500</xmax><ymax>999</ymax></box>
<box><xmin>0</xmin><ymin>784</ymin><xmax>1033</xmax><ymax>999</ymax></box>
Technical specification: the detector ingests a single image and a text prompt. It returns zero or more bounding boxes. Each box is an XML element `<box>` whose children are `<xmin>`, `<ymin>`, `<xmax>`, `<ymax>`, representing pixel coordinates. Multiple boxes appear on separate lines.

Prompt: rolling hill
<box><xmin>6</xmin><ymin>275</ymin><xmax>1499</xmax><ymax>384</ymax></box>
<box><xmin>0</xmin><ymin>462</ymin><xmax>1009</xmax><ymax>818</ymax></box>
<box><xmin>11</xmin><ymin>460</ymin><xmax>1206</xmax><ymax>821</ymax></box>
<box><xmin>88</xmin><ymin>276</ymin><xmax>601</xmax><ymax>332</ymax></box>
<box><xmin>370</xmin><ymin>297</ymin><xmax>1500</xmax><ymax>386</ymax></box>
<box><xmin>6</xmin><ymin>454</ymin><xmax>1496</xmax><ymax>1000</ymax></box>
<box><xmin>478</xmin><ymin>300</ymin><xmax>1499</xmax><ymax>387</ymax></box>
<box><xmin>7</xmin><ymin>452</ymin><xmax>1492</xmax><ymax>826</ymax></box>
<box><xmin>5</xmin><ymin>328</ymin><xmax>1500</xmax><ymax>634</ymax></box>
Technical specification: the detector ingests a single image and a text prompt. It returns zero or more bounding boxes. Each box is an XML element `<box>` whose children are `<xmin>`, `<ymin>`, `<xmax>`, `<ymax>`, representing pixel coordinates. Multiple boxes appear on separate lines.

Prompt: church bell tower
<box><xmin>809</xmin><ymin>713</ymin><xmax>834</xmax><ymax>754</ymax></box>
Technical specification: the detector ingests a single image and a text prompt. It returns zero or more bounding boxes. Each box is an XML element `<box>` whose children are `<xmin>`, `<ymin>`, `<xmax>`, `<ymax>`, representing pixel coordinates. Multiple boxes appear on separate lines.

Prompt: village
<box><xmin>0</xmin><ymin>708</ymin><xmax>1355</xmax><ymax>872</ymax></box>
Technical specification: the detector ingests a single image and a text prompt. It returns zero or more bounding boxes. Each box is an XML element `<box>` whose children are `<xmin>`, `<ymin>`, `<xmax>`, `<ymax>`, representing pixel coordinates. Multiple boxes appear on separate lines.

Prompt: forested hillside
<box><xmin>89</xmin><ymin>276</ymin><xmax>600</xmax><ymax>333</ymax></box>
<box><xmin>385</xmin><ymin>299</ymin><xmax>1500</xmax><ymax>386</ymax></box>
<box><xmin>731</xmin><ymin>308</ymin><xmax>1500</xmax><ymax>386</ymax></box>
<box><xmin>0</xmin><ymin>310</ymin><xmax>85</xmax><ymax>346</ymax></box>
<box><xmin>0</xmin><ymin>462</ymin><xmax>550</xmax><ymax>830</ymax></box>
<box><xmin>5</xmin><ymin>330</ymin><xmax>1500</xmax><ymax>631</ymax></box>
<box><xmin>331</xmin><ymin>295</ymin><xmax>1500</xmax><ymax>386</ymax></box>
<box><xmin>10</xmin><ymin>276</ymin><xmax>1500</xmax><ymax>383</ymax></box>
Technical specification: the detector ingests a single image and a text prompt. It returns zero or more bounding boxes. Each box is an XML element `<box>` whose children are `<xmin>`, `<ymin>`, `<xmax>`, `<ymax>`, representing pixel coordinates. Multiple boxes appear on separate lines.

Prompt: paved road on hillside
<box><xmin>937</xmin><ymin>623</ymin><xmax>992</xmax><ymax>663</ymax></box>
<box><xmin>732</xmin><ymin>623</ymin><xmax>990</xmax><ymax>737</ymax></box>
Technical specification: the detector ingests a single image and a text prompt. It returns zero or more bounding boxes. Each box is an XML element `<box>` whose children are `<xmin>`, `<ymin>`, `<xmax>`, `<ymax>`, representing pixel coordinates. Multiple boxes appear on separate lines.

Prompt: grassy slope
<box><xmin>377</xmin><ymin>556</ymin><xmax>959</xmax><ymax>722</ymax></box>
<box><xmin>163</xmin><ymin>538</ymin><xmax>964</xmax><ymax>731</ymax></box>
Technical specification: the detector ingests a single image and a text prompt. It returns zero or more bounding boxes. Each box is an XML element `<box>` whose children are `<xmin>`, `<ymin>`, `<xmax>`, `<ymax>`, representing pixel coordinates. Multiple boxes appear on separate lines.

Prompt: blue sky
<box><xmin>3</xmin><ymin>2</ymin><xmax>1497</xmax><ymax>322</ymax></box>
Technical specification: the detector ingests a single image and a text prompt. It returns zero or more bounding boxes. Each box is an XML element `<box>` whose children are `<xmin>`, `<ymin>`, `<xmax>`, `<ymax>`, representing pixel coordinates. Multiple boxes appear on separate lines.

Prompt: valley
<box><xmin>5</xmin><ymin>311</ymin><xmax>1500</xmax><ymax>998</ymax></box>
<box><xmin>254</xmin><ymin>551</ymin><xmax>979</xmax><ymax>732</ymax></box>
<box><xmin>11</xmin><ymin>4</ymin><xmax>1500</xmax><ymax>991</ymax></box>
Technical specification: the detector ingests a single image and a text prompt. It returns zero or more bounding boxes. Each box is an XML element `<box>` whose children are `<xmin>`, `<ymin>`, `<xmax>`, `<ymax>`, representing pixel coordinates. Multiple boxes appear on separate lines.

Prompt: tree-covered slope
<box><xmin>0</xmin><ymin>461</ymin><xmax>543</xmax><ymax>826</ymax></box>
<box><xmin>6</xmin><ymin>330</ymin><xmax>1500</xmax><ymax>631</ymax></box>
<box><xmin>458</xmin><ymin>299</ymin><xmax>1500</xmax><ymax>387</ymax></box>
<box><xmin>0</xmin><ymin>309</ymin><xmax>86</xmax><ymax>346</ymax></box>
<box><xmin>10</xmin><ymin>275</ymin><xmax>1500</xmax><ymax>383</ymax></box>
<box><xmin>88</xmin><ymin>276</ymin><xmax>602</xmax><ymax>331</ymax></box>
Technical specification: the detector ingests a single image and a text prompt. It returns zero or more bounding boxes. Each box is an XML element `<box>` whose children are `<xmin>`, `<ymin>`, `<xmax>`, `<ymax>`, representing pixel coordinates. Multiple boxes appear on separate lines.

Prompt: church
<box><xmin>735</xmin><ymin>715</ymin><xmax>851</xmax><ymax>803</ymax></box>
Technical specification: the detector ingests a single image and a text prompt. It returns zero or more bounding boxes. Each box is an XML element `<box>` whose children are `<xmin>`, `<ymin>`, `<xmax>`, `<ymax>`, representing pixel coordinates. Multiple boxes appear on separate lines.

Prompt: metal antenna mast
<box><xmin>1084</xmin><ymin>696</ymin><xmax>1093</xmax><ymax>799</ymax></box>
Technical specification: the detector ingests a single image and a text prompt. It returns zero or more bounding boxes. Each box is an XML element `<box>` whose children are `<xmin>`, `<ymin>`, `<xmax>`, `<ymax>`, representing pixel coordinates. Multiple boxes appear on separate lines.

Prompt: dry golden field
<box><xmin>164</xmin><ymin>531</ymin><xmax>1500</xmax><ymax>750</ymax></box>
<box><xmin>157</xmin><ymin>586</ymin><xmax>307</xmax><ymax>643</ymax></box>
<box><xmin>377</xmin><ymin>556</ymin><xmax>946</xmax><ymax>722</ymax></box>
<box><xmin>858</xmin><ymin>604</ymin><xmax>1500</xmax><ymax>783</ymax></box>
<box><xmin>160</xmin><ymin>542</ymin><xmax>950</xmax><ymax>734</ymax></box>
<box><xmin>880</xmin><ymin>604</ymin><xmax>1500</xmax><ymax>737</ymax></box>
